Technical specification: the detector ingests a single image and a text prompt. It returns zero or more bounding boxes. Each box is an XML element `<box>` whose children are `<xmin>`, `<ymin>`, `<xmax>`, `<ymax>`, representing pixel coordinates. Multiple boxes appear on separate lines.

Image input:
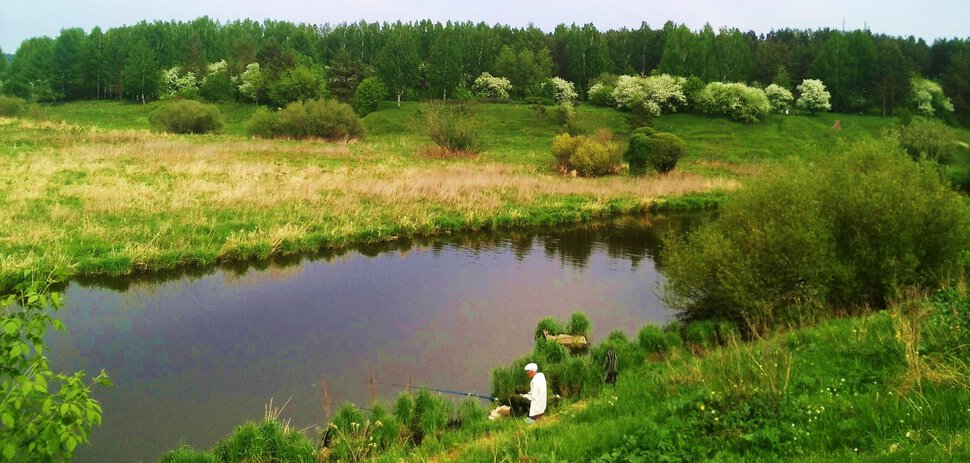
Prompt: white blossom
<box><xmin>764</xmin><ymin>84</ymin><xmax>793</xmax><ymax>112</ymax></box>
<box><xmin>472</xmin><ymin>72</ymin><xmax>512</xmax><ymax>99</ymax></box>
<box><xmin>796</xmin><ymin>79</ymin><xmax>832</xmax><ymax>114</ymax></box>
<box><xmin>549</xmin><ymin>77</ymin><xmax>578</xmax><ymax>103</ymax></box>
<box><xmin>237</xmin><ymin>62</ymin><xmax>262</xmax><ymax>102</ymax></box>
<box><xmin>611</xmin><ymin>74</ymin><xmax>686</xmax><ymax>116</ymax></box>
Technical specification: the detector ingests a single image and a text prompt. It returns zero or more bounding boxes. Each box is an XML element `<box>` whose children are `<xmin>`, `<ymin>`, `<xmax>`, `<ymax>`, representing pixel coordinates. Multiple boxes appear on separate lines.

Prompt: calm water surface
<box><xmin>47</xmin><ymin>213</ymin><xmax>708</xmax><ymax>462</ymax></box>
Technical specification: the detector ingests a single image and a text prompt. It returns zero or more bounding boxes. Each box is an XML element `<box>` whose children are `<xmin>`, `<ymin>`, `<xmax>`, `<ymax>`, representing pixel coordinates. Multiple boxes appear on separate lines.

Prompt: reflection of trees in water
<box><xmin>73</xmin><ymin>212</ymin><xmax>714</xmax><ymax>291</ymax></box>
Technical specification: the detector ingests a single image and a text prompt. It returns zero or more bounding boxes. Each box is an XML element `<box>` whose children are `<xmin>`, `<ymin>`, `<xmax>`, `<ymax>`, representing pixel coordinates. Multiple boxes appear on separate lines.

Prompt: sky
<box><xmin>2</xmin><ymin>0</ymin><xmax>969</xmax><ymax>53</ymax></box>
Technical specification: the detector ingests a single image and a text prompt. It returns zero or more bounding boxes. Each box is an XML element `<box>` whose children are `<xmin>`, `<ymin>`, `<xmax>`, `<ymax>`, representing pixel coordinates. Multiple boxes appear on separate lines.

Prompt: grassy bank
<box><xmin>2</xmin><ymin>101</ymin><xmax>968</xmax><ymax>290</ymax></box>
<box><xmin>160</xmin><ymin>287</ymin><xmax>970</xmax><ymax>462</ymax></box>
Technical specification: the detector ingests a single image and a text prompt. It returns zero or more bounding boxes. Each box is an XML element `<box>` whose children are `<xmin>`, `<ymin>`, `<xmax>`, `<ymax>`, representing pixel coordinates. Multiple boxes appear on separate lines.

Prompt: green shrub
<box><xmin>368</xmin><ymin>403</ymin><xmax>401</xmax><ymax>451</ymax></box>
<box><xmin>534</xmin><ymin>338</ymin><xmax>569</xmax><ymax>364</ymax></box>
<box><xmin>354</xmin><ymin>76</ymin><xmax>387</xmax><ymax>116</ymax></box>
<box><xmin>625</xmin><ymin>128</ymin><xmax>685</xmax><ymax>175</ymax></box>
<box><xmin>158</xmin><ymin>445</ymin><xmax>217</xmax><ymax>463</ymax></box>
<box><xmin>268</xmin><ymin>65</ymin><xmax>326</xmax><ymax>106</ymax></box>
<box><xmin>590</xmin><ymin>330</ymin><xmax>645</xmax><ymax>376</ymax></box>
<box><xmin>897</xmin><ymin>118</ymin><xmax>958</xmax><ymax>164</ymax></box>
<box><xmin>424</xmin><ymin>101</ymin><xmax>482</xmax><ymax>154</ymax></box>
<box><xmin>684</xmin><ymin>320</ymin><xmax>719</xmax><ymax>348</ymax></box>
<box><xmin>249</xmin><ymin>99</ymin><xmax>365</xmax><ymax>140</ymax></box>
<box><xmin>587</xmin><ymin>82</ymin><xmax>615</xmax><ymax>106</ymax></box>
<box><xmin>392</xmin><ymin>393</ymin><xmax>415</xmax><ymax>435</ymax></box>
<box><xmin>696</xmin><ymin>81</ymin><xmax>771</xmax><ymax>122</ymax></box>
<box><xmin>566</xmin><ymin>312</ymin><xmax>591</xmax><ymax>337</ymax></box>
<box><xmin>570</xmin><ymin>136</ymin><xmax>621</xmax><ymax>177</ymax></box>
<box><xmin>637</xmin><ymin>325</ymin><xmax>672</xmax><ymax>357</ymax></box>
<box><xmin>551</xmin><ymin>133</ymin><xmax>582</xmax><ymax>168</ymax></box>
<box><xmin>413</xmin><ymin>390</ymin><xmax>450</xmax><ymax>443</ymax></box>
<box><xmin>535</xmin><ymin>317</ymin><xmax>565</xmax><ymax>339</ymax></box>
<box><xmin>0</xmin><ymin>95</ymin><xmax>27</xmax><ymax>117</ymax></box>
<box><xmin>546</xmin><ymin>356</ymin><xmax>599</xmax><ymax>397</ymax></box>
<box><xmin>245</xmin><ymin>107</ymin><xmax>279</xmax><ymax>137</ymax></box>
<box><xmin>212</xmin><ymin>419</ymin><xmax>315</xmax><ymax>463</ymax></box>
<box><xmin>663</xmin><ymin>140</ymin><xmax>970</xmax><ymax>332</ymax></box>
<box><xmin>148</xmin><ymin>99</ymin><xmax>223</xmax><ymax>134</ymax></box>
<box><xmin>923</xmin><ymin>288</ymin><xmax>970</xmax><ymax>358</ymax></box>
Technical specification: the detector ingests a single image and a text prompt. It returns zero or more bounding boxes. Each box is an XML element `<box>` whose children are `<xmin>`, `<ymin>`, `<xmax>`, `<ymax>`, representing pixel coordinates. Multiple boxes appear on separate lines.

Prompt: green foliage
<box><xmin>922</xmin><ymin>288</ymin><xmax>970</xmax><ymax>359</ymax></box>
<box><xmin>684</xmin><ymin>320</ymin><xmax>719</xmax><ymax>348</ymax></box>
<box><xmin>663</xmin><ymin>140</ymin><xmax>970</xmax><ymax>331</ymax></box>
<box><xmin>566</xmin><ymin>312</ymin><xmax>591</xmax><ymax>337</ymax></box>
<box><xmin>368</xmin><ymin>403</ymin><xmax>401</xmax><ymax>451</ymax></box>
<box><xmin>212</xmin><ymin>419</ymin><xmax>315</xmax><ymax>463</ymax></box>
<box><xmin>696</xmin><ymin>82</ymin><xmax>771</xmax><ymax>123</ymax></box>
<box><xmin>535</xmin><ymin>317</ymin><xmax>565</xmax><ymax>339</ymax></box>
<box><xmin>158</xmin><ymin>445</ymin><xmax>217</xmax><ymax>463</ymax></box>
<box><xmin>424</xmin><ymin>101</ymin><xmax>482</xmax><ymax>154</ymax></box>
<box><xmin>551</xmin><ymin>131</ymin><xmax>621</xmax><ymax>176</ymax></box>
<box><xmin>0</xmin><ymin>95</ymin><xmax>26</xmax><ymax>117</ymax></box>
<box><xmin>796</xmin><ymin>79</ymin><xmax>832</xmax><ymax>115</ymax></box>
<box><xmin>626</xmin><ymin>131</ymin><xmax>687</xmax><ymax>175</ymax></box>
<box><xmin>199</xmin><ymin>61</ymin><xmax>236</xmax><ymax>103</ymax></box>
<box><xmin>534</xmin><ymin>338</ymin><xmax>569</xmax><ymax>364</ymax></box>
<box><xmin>248</xmin><ymin>99</ymin><xmax>365</xmax><ymax>140</ymax></box>
<box><xmin>148</xmin><ymin>99</ymin><xmax>224</xmax><ymax>134</ymax></box>
<box><xmin>764</xmin><ymin>83</ymin><xmax>794</xmax><ymax>113</ymax></box>
<box><xmin>354</xmin><ymin>77</ymin><xmax>388</xmax><ymax>116</ymax></box>
<box><xmin>910</xmin><ymin>76</ymin><xmax>954</xmax><ymax>118</ymax></box>
<box><xmin>590</xmin><ymin>330</ymin><xmax>645</xmax><ymax>377</ymax></box>
<box><xmin>412</xmin><ymin>390</ymin><xmax>450</xmax><ymax>443</ymax></box>
<box><xmin>637</xmin><ymin>325</ymin><xmax>672</xmax><ymax>357</ymax></box>
<box><xmin>1</xmin><ymin>278</ymin><xmax>109</xmax><ymax>462</ymax></box>
<box><xmin>491</xmin><ymin>356</ymin><xmax>532</xmax><ymax>399</ymax></box>
<box><xmin>587</xmin><ymin>82</ymin><xmax>615</xmax><ymax>107</ymax></box>
<box><xmin>897</xmin><ymin>118</ymin><xmax>959</xmax><ymax>163</ymax></box>
<box><xmin>268</xmin><ymin>65</ymin><xmax>326</xmax><ymax>107</ymax></box>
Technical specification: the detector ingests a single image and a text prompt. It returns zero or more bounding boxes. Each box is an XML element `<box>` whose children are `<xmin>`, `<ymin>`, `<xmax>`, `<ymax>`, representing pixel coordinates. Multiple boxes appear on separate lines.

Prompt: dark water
<box><xmin>47</xmin><ymin>213</ymin><xmax>708</xmax><ymax>462</ymax></box>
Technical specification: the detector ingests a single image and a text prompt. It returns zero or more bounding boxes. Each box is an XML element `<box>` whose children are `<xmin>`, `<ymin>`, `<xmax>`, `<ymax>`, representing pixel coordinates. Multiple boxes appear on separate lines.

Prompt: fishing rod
<box><xmin>373</xmin><ymin>380</ymin><xmax>497</xmax><ymax>401</ymax></box>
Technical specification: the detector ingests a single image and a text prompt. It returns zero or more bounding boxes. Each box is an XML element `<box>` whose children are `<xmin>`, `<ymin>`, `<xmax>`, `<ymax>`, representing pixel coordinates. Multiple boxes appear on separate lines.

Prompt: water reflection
<box><xmin>49</xmin><ymin>212</ymin><xmax>709</xmax><ymax>463</ymax></box>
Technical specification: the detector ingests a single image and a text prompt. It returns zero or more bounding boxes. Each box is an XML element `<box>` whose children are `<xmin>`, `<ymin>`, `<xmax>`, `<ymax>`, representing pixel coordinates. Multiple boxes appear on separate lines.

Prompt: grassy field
<box><xmin>2</xmin><ymin>101</ymin><xmax>968</xmax><ymax>290</ymax></box>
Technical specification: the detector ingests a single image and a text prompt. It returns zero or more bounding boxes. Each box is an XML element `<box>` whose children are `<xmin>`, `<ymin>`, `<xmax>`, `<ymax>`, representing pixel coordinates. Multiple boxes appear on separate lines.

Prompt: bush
<box><xmin>148</xmin><ymin>99</ymin><xmax>223</xmax><ymax>134</ymax></box>
<box><xmin>910</xmin><ymin>77</ymin><xmax>954</xmax><ymax>117</ymax></box>
<box><xmin>587</xmin><ymin>82</ymin><xmax>615</xmax><ymax>106</ymax></box>
<box><xmin>637</xmin><ymin>325</ymin><xmax>672</xmax><ymax>358</ymax></box>
<box><xmin>696</xmin><ymin>82</ymin><xmax>771</xmax><ymax>122</ymax></box>
<box><xmin>249</xmin><ymin>99</ymin><xmax>365</xmax><ymax>140</ymax></box>
<box><xmin>611</xmin><ymin>74</ymin><xmax>686</xmax><ymax>116</ymax></box>
<box><xmin>571</xmin><ymin>137</ymin><xmax>621</xmax><ymax>177</ymax></box>
<box><xmin>548</xmin><ymin>77</ymin><xmax>578</xmax><ymax>103</ymax></box>
<box><xmin>764</xmin><ymin>84</ymin><xmax>793</xmax><ymax>113</ymax></box>
<box><xmin>535</xmin><ymin>316</ymin><xmax>566</xmax><ymax>339</ymax></box>
<box><xmin>268</xmin><ymin>65</ymin><xmax>326</xmax><ymax>106</ymax></box>
<box><xmin>158</xmin><ymin>445</ymin><xmax>217</xmax><ymax>463</ymax></box>
<box><xmin>354</xmin><ymin>76</ymin><xmax>388</xmax><ymax>116</ymax></box>
<box><xmin>566</xmin><ymin>312</ymin><xmax>591</xmax><ymax>337</ymax></box>
<box><xmin>684</xmin><ymin>320</ymin><xmax>719</xmax><ymax>348</ymax></box>
<box><xmin>663</xmin><ymin>140</ymin><xmax>970</xmax><ymax>332</ymax></box>
<box><xmin>212</xmin><ymin>419</ymin><xmax>315</xmax><ymax>463</ymax></box>
<box><xmin>0</xmin><ymin>95</ymin><xmax>27</xmax><ymax>117</ymax></box>
<box><xmin>897</xmin><ymin>118</ymin><xmax>958</xmax><ymax>163</ymax></box>
<box><xmin>472</xmin><ymin>72</ymin><xmax>512</xmax><ymax>99</ymax></box>
<box><xmin>551</xmin><ymin>132</ymin><xmax>621</xmax><ymax>177</ymax></box>
<box><xmin>626</xmin><ymin>131</ymin><xmax>687</xmax><ymax>175</ymax></box>
<box><xmin>424</xmin><ymin>101</ymin><xmax>482</xmax><ymax>154</ymax></box>
<box><xmin>245</xmin><ymin>107</ymin><xmax>279</xmax><ymax>138</ymax></box>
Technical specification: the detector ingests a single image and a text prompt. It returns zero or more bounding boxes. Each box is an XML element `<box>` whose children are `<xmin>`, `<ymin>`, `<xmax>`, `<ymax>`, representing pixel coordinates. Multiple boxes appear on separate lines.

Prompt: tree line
<box><xmin>0</xmin><ymin>17</ymin><xmax>968</xmax><ymax>124</ymax></box>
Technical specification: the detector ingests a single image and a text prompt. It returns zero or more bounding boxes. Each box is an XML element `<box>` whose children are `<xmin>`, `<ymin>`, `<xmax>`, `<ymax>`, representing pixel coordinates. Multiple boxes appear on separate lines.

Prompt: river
<box><xmin>46</xmin><ymin>213</ymin><xmax>708</xmax><ymax>462</ymax></box>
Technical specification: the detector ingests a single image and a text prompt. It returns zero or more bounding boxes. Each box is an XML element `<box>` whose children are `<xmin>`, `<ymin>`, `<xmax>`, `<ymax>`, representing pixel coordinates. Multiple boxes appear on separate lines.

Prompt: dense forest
<box><xmin>1</xmin><ymin>17</ymin><xmax>969</xmax><ymax>124</ymax></box>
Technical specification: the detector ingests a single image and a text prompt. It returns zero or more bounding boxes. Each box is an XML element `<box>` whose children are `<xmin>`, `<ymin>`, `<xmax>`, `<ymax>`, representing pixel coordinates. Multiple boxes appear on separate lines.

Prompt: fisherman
<box><xmin>520</xmin><ymin>363</ymin><xmax>547</xmax><ymax>423</ymax></box>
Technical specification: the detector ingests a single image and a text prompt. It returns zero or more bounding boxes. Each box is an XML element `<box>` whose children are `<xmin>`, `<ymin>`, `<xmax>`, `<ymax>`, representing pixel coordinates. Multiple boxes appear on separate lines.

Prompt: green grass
<box><xmin>2</xmin><ymin>101</ymin><xmax>968</xmax><ymax>292</ymax></box>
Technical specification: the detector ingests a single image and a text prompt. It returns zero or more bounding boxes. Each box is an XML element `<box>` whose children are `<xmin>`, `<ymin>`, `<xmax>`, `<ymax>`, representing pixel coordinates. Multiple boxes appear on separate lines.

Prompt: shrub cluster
<box><xmin>796</xmin><ymin>79</ymin><xmax>832</xmax><ymax>114</ymax></box>
<box><xmin>764</xmin><ymin>83</ymin><xmax>793</xmax><ymax>113</ymax></box>
<box><xmin>424</xmin><ymin>101</ymin><xmax>482</xmax><ymax>154</ymax></box>
<box><xmin>0</xmin><ymin>95</ymin><xmax>27</xmax><ymax>117</ymax></box>
<box><xmin>625</xmin><ymin>127</ymin><xmax>687</xmax><ymax>175</ymax></box>
<box><xmin>551</xmin><ymin>130</ymin><xmax>621</xmax><ymax>177</ymax></box>
<box><xmin>472</xmin><ymin>72</ymin><xmax>512</xmax><ymax>100</ymax></box>
<box><xmin>247</xmin><ymin>99</ymin><xmax>365</xmax><ymax>140</ymax></box>
<box><xmin>148</xmin><ymin>99</ymin><xmax>223</xmax><ymax>134</ymax></box>
<box><xmin>696</xmin><ymin>82</ymin><xmax>771</xmax><ymax>122</ymax></box>
<box><xmin>897</xmin><ymin>118</ymin><xmax>958</xmax><ymax>163</ymax></box>
<box><xmin>662</xmin><ymin>140</ymin><xmax>970</xmax><ymax>332</ymax></box>
<box><xmin>611</xmin><ymin>74</ymin><xmax>686</xmax><ymax>116</ymax></box>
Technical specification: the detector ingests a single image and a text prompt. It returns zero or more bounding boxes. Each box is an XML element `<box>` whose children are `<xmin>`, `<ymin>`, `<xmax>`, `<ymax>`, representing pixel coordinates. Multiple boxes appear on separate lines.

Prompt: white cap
<box><xmin>524</xmin><ymin>363</ymin><xmax>538</xmax><ymax>372</ymax></box>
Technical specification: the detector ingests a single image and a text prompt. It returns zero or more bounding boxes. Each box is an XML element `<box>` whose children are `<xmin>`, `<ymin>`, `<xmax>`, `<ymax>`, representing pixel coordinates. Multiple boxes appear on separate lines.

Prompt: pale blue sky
<box><xmin>2</xmin><ymin>0</ymin><xmax>968</xmax><ymax>53</ymax></box>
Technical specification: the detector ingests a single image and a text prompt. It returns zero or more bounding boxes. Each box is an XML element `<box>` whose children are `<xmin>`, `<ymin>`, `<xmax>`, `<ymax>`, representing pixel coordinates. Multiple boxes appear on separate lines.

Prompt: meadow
<box><xmin>6</xmin><ymin>100</ymin><xmax>963</xmax><ymax>292</ymax></box>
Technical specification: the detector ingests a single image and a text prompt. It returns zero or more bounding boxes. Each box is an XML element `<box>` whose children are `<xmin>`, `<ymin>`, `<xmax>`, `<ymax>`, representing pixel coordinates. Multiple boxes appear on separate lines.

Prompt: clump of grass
<box><xmin>211</xmin><ymin>419</ymin><xmax>315</xmax><ymax>463</ymax></box>
<box><xmin>0</xmin><ymin>95</ymin><xmax>27</xmax><ymax>117</ymax></box>
<box><xmin>158</xmin><ymin>445</ymin><xmax>217</xmax><ymax>463</ymax></box>
<box><xmin>637</xmin><ymin>324</ymin><xmax>672</xmax><ymax>359</ymax></box>
<box><xmin>149</xmin><ymin>99</ymin><xmax>224</xmax><ymax>134</ymax></box>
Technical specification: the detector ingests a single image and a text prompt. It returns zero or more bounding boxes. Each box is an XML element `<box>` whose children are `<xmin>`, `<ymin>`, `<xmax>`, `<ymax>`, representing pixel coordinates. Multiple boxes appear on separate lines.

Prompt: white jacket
<box><xmin>523</xmin><ymin>372</ymin><xmax>547</xmax><ymax>417</ymax></box>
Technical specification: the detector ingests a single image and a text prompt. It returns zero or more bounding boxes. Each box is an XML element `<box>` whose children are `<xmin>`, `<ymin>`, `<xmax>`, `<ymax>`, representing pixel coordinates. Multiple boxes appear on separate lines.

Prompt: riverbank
<box><xmin>2</xmin><ymin>101</ymin><xmax>967</xmax><ymax>292</ymax></box>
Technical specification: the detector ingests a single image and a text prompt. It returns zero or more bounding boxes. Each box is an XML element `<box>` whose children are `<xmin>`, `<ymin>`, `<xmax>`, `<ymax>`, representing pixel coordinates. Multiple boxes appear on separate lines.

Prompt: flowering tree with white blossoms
<box><xmin>237</xmin><ymin>63</ymin><xmax>263</xmax><ymax>102</ymax></box>
<box><xmin>796</xmin><ymin>79</ymin><xmax>831</xmax><ymax>115</ymax></box>
<box><xmin>764</xmin><ymin>84</ymin><xmax>793</xmax><ymax>112</ymax></box>
<box><xmin>910</xmin><ymin>77</ymin><xmax>954</xmax><ymax>117</ymax></box>
<box><xmin>548</xmin><ymin>77</ymin><xmax>578</xmax><ymax>103</ymax></box>
<box><xmin>611</xmin><ymin>74</ymin><xmax>686</xmax><ymax>117</ymax></box>
<box><xmin>472</xmin><ymin>72</ymin><xmax>512</xmax><ymax>99</ymax></box>
<box><xmin>160</xmin><ymin>66</ymin><xmax>198</xmax><ymax>97</ymax></box>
